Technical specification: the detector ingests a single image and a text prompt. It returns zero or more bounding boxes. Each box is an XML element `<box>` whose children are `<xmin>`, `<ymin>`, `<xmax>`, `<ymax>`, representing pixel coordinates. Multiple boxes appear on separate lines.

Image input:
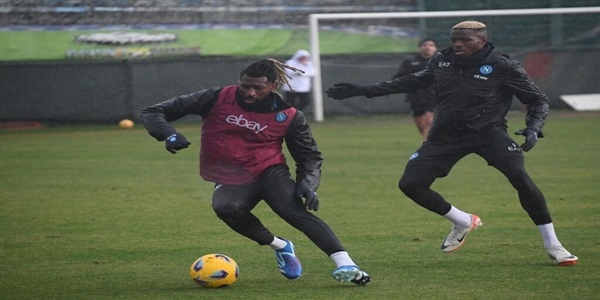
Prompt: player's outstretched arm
<box><xmin>327</xmin><ymin>66</ymin><xmax>434</xmax><ymax>100</ymax></box>
<box><xmin>325</xmin><ymin>83</ymin><xmax>369</xmax><ymax>99</ymax></box>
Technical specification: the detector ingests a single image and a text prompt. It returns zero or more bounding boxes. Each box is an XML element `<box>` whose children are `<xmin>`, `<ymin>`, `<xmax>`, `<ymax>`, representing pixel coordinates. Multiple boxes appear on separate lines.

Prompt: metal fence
<box><xmin>1</xmin><ymin>49</ymin><xmax>598</xmax><ymax>123</ymax></box>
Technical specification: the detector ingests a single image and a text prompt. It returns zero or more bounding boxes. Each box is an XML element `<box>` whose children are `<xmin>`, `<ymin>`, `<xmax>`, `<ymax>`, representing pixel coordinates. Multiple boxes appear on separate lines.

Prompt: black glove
<box><xmin>515</xmin><ymin>128</ymin><xmax>538</xmax><ymax>152</ymax></box>
<box><xmin>296</xmin><ymin>183</ymin><xmax>319</xmax><ymax>211</ymax></box>
<box><xmin>165</xmin><ymin>132</ymin><xmax>191</xmax><ymax>154</ymax></box>
<box><xmin>325</xmin><ymin>83</ymin><xmax>368</xmax><ymax>100</ymax></box>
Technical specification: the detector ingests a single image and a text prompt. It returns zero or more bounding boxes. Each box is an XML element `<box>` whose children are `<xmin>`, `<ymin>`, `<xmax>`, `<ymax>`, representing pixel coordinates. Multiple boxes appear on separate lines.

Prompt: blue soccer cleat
<box><xmin>332</xmin><ymin>265</ymin><xmax>371</xmax><ymax>286</ymax></box>
<box><xmin>275</xmin><ymin>239</ymin><xmax>302</xmax><ymax>279</ymax></box>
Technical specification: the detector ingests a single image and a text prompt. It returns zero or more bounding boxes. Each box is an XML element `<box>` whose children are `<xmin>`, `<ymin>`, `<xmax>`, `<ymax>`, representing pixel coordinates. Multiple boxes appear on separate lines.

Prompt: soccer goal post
<box><xmin>309</xmin><ymin>6</ymin><xmax>600</xmax><ymax>122</ymax></box>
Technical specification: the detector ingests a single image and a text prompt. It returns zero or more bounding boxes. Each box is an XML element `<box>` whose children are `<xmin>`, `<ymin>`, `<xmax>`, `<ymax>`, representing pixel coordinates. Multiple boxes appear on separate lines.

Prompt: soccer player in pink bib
<box><xmin>141</xmin><ymin>58</ymin><xmax>370</xmax><ymax>284</ymax></box>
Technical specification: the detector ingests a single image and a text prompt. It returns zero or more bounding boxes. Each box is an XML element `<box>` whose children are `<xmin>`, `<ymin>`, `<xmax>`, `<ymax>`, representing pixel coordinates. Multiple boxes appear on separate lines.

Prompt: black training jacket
<box><xmin>392</xmin><ymin>54</ymin><xmax>436</xmax><ymax>106</ymax></box>
<box><xmin>140</xmin><ymin>87</ymin><xmax>323</xmax><ymax>191</ymax></box>
<box><xmin>365</xmin><ymin>43</ymin><xmax>549</xmax><ymax>142</ymax></box>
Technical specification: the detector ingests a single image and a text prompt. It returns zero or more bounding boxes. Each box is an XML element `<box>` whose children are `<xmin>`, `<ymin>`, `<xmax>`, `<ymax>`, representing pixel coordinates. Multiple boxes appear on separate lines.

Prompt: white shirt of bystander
<box><xmin>281</xmin><ymin>50</ymin><xmax>316</xmax><ymax>93</ymax></box>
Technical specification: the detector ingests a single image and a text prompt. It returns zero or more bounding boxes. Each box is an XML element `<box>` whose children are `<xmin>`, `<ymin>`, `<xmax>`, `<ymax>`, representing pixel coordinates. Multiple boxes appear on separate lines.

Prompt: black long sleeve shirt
<box><xmin>366</xmin><ymin>44</ymin><xmax>549</xmax><ymax>142</ymax></box>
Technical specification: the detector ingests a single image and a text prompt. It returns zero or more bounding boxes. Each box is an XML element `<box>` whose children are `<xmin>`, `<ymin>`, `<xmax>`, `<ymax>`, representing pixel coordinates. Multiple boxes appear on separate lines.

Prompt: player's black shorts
<box><xmin>409</xmin><ymin>99</ymin><xmax>435</xmax><ymax>117</ymax></box>
<box><xmin>405</xmin><ymin>128</ymin><xmax>524</xmax><ymax>176</ymax></box>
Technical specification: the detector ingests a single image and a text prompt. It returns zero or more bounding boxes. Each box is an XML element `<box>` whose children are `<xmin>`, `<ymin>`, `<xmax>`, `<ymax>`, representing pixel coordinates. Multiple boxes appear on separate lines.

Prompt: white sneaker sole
<box><xmin>332</xmin><ymin>268</ymin><xmax>360</xmax><ymax>282</ymax></box>
<box><xmin>548</xmin><ymin>254</ymin><xmax>579</xmax><ymax>266</ymax></box>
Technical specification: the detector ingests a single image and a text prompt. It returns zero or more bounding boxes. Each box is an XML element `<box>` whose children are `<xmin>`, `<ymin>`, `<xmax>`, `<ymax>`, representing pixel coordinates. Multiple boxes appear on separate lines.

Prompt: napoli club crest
<box><xmin>479</xmin><ymin>65</ymin><xmax>493</xmax><ymax>75</ymax></box>
<box><xmin>275</xmin><ymin>112</ymin><xmax>287</xmax><ymax>122</ymax></box>
<box><xmin>409</xmin><ymin>152</ymin><xmax>419</xmax><ymax>160</ymax></box>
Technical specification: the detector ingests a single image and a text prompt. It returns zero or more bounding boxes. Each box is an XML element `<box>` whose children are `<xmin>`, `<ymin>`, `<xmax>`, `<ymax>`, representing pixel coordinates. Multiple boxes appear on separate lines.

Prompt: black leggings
<box><xmin>211</xmin><ymin>164</ymin><xmax>345</xmax><ymax>255</ymax></box>
<box><xmin>399</xmin><ymin>155</ymin><xmax>552</xmax><ymax>225</ymax></box>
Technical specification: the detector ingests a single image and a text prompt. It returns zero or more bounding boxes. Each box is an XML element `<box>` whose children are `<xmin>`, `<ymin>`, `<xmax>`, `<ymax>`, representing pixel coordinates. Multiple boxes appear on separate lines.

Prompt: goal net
<box><xmin>309</xmin><ymin>6</ymin><xmax>600</xmax><ymax>121</ymax></box>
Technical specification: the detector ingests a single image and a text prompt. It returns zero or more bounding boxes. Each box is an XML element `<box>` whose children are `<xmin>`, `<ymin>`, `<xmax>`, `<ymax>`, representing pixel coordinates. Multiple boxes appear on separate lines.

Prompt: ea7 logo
<box><xmin>474</xmin><ymin>74</ymin><xmax>489</xmax><ymax>80</ymax></box>
<box><xmin>226</xmin><ymin>114</ymin><xmax>268</xmax><ymax>133</ymax></box>
<box><xmin>508</xmin><ymin>143</ymin><xmax>522</xmax><ymax>152</ymax></box>
<box><xmin>438</xmin><ymin>62</ymin><xmax>451</xmax><ymax>67</ymax></box>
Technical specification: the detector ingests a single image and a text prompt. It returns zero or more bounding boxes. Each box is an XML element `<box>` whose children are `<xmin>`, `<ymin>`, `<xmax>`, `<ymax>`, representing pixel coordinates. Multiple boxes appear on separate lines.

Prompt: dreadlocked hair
<box><xmin>240</xmin><ymin>58</ymin><xmax>305</xmax><ymax>92</ymax></box>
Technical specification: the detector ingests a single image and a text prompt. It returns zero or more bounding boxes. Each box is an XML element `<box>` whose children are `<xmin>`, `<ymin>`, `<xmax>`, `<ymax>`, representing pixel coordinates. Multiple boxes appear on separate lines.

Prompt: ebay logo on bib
<box><xmin>226</xmin><ymin>114</ymin><xmax>269</xmax><ymax>133</ymax></box>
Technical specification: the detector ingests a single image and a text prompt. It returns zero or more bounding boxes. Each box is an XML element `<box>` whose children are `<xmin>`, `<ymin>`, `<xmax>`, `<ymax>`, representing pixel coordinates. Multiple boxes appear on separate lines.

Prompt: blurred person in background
<box><xmin>392</xmin><ymin>39</ymin><xmax>438</xmax><ymax>141</ymax></box>
<box><xmin>141</xmin><ymin>58</ymin><xmax>370</xmax><ymax>285</ymax></box>
<box><xmin>326</xmin><ymin>21</ymin><xmax>578</xmax><ymax>266</ymax></box>
<box><xmin>281</xmin><ymin>50</ymin><xmax>316</xmax><ymax>112</ymax></box>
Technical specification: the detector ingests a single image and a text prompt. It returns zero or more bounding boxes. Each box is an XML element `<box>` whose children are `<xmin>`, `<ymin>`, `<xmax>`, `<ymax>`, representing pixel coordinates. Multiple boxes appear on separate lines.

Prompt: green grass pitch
<box><xmin>0</xmin><ymin>29</ymin><xmax>418</xmax><ymax>61</ymax></box>
<box><xmin>1</xmin><ymin>112</ymin><xmax>599</xmax><ymax>299</ymax></box>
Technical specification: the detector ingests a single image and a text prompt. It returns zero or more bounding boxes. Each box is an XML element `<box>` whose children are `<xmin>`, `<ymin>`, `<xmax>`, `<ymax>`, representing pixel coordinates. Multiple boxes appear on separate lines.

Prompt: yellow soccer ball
<box><xmin>118</xmin><ymin>119</ymin><xmax>134</xmax><ymax>129</ymax></box>
<box><xmin>190</xmin><ymin>254</ymin><xmax>239</xmax><ymax>288</ymax></box>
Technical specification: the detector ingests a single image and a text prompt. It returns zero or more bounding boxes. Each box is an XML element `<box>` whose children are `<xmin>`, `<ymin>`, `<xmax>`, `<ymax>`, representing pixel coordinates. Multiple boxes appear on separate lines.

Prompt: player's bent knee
<box><xmin>212</xmin><ymin>202</ymin><xmax>244</xmax><ymax>220</ymax></box>
<box><xmin>398</xmin><ymin>176</ymin><xmax>422</xmax><ymax>198</ymax></box>
<box><xmin>399</xmin><ymin>164</ymin><xmax>441</xmax><ymax>197</ymax></box>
